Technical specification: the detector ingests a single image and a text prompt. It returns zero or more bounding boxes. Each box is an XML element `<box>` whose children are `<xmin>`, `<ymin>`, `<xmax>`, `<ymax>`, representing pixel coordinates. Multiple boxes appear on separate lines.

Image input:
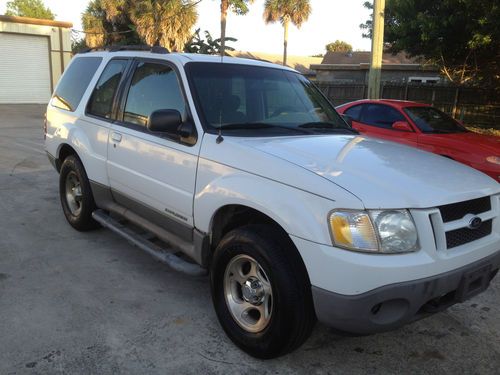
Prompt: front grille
<box><xmin>446</xmin><ymin>219</ymin><xmax>492</xmax><ymax>249</ymax></box>
<box><xmin>439</xmin><ymin>197</ymin><xmax>491</xmax><ymax>223</ymax></box>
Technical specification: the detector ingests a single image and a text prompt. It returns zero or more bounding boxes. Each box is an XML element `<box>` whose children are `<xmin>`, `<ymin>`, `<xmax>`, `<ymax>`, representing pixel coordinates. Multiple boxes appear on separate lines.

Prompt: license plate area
<box><xmin>456</xmin><ymin>264</ymin><xmax>492</xmax><ymax>302</ymax></box>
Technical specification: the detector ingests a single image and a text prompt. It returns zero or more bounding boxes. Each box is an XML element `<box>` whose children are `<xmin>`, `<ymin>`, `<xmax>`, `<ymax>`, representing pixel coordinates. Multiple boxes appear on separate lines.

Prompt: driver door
<box><xmin>358</xmin><ymin>104</ymin><xmax>418</xmax><ymax>146</ymax></box>
<box><xmin>106</xmin><ymin>59</ymin><xmax>199</xmax><ymax>239</ymax></box>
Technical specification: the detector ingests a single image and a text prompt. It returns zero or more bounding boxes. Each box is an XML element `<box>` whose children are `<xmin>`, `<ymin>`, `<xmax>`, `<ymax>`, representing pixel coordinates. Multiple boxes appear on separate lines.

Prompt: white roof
<box><xmin>77</xmin><ymin>50</ymin><xmax>297</xmax><ymax>72</ymax></box>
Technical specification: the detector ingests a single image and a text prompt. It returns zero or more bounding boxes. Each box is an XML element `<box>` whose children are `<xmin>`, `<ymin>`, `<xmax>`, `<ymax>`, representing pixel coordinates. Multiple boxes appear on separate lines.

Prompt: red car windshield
<box><xmin>404</xmin><ymin>106</ymin><xmax>467</xmax><ymax>134</ymax></box>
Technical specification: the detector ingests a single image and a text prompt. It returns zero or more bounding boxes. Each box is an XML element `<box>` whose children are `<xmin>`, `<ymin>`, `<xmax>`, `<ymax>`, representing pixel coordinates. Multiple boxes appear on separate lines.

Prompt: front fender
<box><xmin>194</xmin><ymin>158</ymin><xmax>364</xmax><ymax>246</ymax></box>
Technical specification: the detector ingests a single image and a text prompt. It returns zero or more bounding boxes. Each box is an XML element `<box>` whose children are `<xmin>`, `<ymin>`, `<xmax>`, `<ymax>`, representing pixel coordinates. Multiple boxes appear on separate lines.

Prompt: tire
<box><xmin>210</xmin><ymin>224</ymin><xmax>316</xmax><ymax>359</ymax></box>
<box><xmin>59</xmin><ymin>155</ymin><xmax>99</xmax><ymax>231</ymax></box>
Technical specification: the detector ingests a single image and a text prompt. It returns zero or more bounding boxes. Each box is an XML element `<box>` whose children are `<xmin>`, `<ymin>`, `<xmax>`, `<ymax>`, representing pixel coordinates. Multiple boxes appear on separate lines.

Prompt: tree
<box><xmin>184</xmin><ymin>29</ymin><xmax>237</xmax><ymax>54</ymax></box>
<box><xmin>359</xmin><ymin>0</ymin><xmax>500</xmax><ymax>86</ymax></box>
<box><xmin>326</xmin><ymin>40</ymin><xmax>352</xmax><ymax>53</ymax></box>
<box><xmin>82</xmin><ymin>0</ymin><xmax>141</xmax><ymax>48</ymax></box>
<box><xmin>5</xmin><ymin>0</ymin><xmax>55</xmax><ymax>20</ymax></box>
<box><xmin>130</xmin><ymin>0</ymin><xmax>198</xmax><ymax>51</ymax></box>
<box><xmin>81</xmin><ymin>0</ymin><xmax>198</xmax><ymax>52</ymax></box>
<box><xmin>218</xmin><ymin>0</ymin><xmax>254</xmax><ymax>57</ymax></box>
<box><xmin>263</xmin><ymin>0</ymin><xmax>311</xmax><ymax>66</ymax></box>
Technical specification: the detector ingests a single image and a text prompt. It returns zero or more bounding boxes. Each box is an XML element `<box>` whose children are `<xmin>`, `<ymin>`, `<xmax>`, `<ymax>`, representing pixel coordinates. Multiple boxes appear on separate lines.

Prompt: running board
<box><xmin>92</xmin><ymin>210</ymin><xmax>207</xmax><ymax>277</ymax></box>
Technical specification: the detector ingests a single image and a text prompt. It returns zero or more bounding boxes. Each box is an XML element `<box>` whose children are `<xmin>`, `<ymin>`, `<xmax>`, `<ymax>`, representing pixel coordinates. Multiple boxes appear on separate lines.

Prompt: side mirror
<box><xmin>341</xmin><ymin>114</ymin><xmax>353</xmax><ymax>127</ymax></box>
<box><xmin>392</xmin><ymin>121</ymin><xmax>413</xmax><ymax>132</ymax></box>
<box><xmin>147</xmin><ymin>109</ymin><xmax>182</xmax><ymax>134</ymax></box>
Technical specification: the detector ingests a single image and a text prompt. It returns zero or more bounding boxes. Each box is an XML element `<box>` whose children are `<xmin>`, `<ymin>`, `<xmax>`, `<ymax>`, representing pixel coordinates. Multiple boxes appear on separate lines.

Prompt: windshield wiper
<box><xmin>217</xmin><ymin>122</ymin><xmax>310</xmax><ymax>134</ymax></box>
<box><xmin>298</xmin><ymin>122</ymin><xmax>358</xmax><ymax>134</ymax></box>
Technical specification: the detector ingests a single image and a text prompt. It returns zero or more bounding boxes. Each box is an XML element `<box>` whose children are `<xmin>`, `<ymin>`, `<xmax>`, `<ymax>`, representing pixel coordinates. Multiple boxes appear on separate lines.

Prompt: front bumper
<box><xmin>312</xmin><ymin>250</ymin><xmax>500</xmax><ymax>334</ymax></box>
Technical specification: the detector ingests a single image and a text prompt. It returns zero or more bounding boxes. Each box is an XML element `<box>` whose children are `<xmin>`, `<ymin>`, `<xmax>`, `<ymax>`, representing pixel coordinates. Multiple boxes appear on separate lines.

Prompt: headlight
<box><xmin>329</xmin><ymin>209</ymin><xmax>419</xmax><ymax>253</ymax></box>
<box><xmin>486</xmin><ymin>156</ymin><xmax>500</xmax><ymax>165</ymax></box>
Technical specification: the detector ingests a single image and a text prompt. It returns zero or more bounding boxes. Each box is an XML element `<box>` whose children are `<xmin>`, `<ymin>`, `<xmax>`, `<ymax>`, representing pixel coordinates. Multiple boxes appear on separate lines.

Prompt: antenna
<box><xmin>216</xmin><ymin>104</ymin><xmax>224</xmax><ymax>144</ymax></box>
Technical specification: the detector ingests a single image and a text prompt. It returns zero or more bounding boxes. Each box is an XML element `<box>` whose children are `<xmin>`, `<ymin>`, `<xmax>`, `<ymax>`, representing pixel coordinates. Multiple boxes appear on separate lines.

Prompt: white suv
<box><xmin>45</xmin><ymin>47</ymin><xmax>500</xmax><ymax>358</ymax></box>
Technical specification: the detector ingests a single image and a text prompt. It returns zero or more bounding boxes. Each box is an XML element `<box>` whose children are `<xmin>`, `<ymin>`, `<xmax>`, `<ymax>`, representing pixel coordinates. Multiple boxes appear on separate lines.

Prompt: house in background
<box><xmin>0</xmin><ymin>15</ymin><xmax>72</xmax><ymax>104</ymax></box>
<box><xmin>230</xmin><ymin>51</ymin><xmax>322</xmax><ymax>79</ymax></box>
<box><xmin>311</xmin><ymin>51</ymin><xmax>442</xmax><ymax>84</ymax></box>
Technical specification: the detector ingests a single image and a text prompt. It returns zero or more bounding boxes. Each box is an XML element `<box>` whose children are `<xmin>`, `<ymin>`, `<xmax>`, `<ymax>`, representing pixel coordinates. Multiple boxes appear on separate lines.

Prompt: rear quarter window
<box><xmin>344</xmin><ymin>104</ymin><xmax>363</xmax><ymax>121</ymax></box>
<box><xmin>51</xmin><ymin>56</ymin><xmax>102</xmax><ymax>112</ymax></box>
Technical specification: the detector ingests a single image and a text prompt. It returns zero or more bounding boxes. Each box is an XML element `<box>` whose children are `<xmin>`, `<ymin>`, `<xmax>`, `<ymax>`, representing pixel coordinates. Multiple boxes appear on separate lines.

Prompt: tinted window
<box><xmin>186</xmin><ymin>62</ymin><xmax>350</xmax><ymax>136</ymax></box>
<box><xmin>87</xmin><ymin>59</ymin><xmax>128</xmax><ymax>119</ymax></box>
<box><xmin>344</xmin><ymin>104</ymin><xmax>362</xmax><ymax>120</ymax></box>
<box><xmin>123</xmin><ymin>62</ymin><xmax>185</xmax><ymax>126</ymax></box>
<box><xmin>52</xmin><ymin>57</ymin><xmax>102</xmax><ymax>111</ymax></box>
<box><xmin>361</xmin><ymin>104</ymin><xmax>405</xmax><ymax>129</ymax></box>
<box><xmin>404</xmin><ymin>106</ymin><xmax>466</xmax><ymax>133</ymax></box>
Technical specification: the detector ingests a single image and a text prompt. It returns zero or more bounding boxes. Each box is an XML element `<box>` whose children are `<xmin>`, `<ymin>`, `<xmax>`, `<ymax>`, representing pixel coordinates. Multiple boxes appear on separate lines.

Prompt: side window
<box><xmin>123</xmin><ymin>62</ymin><xmax>185</xmax><ymax>126</ymax></box>
<box><xmin>344</xmin><ymin>104</ymin><xmax>363</xmax><ymax>121</ymax></box>
<box><xmin>361</xmin><ymin>104</ymin><xmax>405</xmax><ymax>129</ymax></box>
<box><xmin>87</xmin><ymin>59</ymin><xmax>128</xmax><ymax>119</ymax></box>
<box><xmin>51</xmin><ymin>57</ymin><xmax>102</xmax><ymax>112</ymax></box>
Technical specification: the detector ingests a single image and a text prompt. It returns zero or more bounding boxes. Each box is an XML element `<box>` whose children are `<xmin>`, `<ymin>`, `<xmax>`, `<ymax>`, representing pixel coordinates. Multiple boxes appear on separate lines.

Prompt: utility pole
<box><xmin>368</xmin><ymin>0</ymin><xmax>385</xmax><ymax>99</ymax></box>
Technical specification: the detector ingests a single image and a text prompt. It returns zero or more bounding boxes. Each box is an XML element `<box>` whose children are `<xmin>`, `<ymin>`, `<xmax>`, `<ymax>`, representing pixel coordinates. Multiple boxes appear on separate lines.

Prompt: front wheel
<box><xmin>210</xmin><ymin>225</ymin><xmax>316</xmax><ymax>358</ymax></box>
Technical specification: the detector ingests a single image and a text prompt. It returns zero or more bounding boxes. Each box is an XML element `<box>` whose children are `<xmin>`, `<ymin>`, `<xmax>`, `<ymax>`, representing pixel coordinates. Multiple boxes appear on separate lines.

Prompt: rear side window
<box><xmin>123</xmin><ymin>62</ymin><xmax>185</xmax><ymax>126</ymax></box>
<box><xmin>361</xmin><ymin>104</ymin><xmax>405</xmax><ymax>129</ymax></box>
<box><xmin>51</xmin><ymin>57</ymin><xmax>102</xmax><ymax>112</ymax></box>
<box><xmin>87</xmin><ymin>59</ymin><xmax>128</xmax><ymax>119</ymax></box>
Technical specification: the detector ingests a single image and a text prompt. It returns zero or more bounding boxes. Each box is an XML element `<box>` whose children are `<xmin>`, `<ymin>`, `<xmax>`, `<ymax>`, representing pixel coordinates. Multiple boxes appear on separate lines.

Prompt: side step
<box><xmin>92</xmin><ymin>210</ymin><xmax>207</xmax><ymax>277</ymax></box>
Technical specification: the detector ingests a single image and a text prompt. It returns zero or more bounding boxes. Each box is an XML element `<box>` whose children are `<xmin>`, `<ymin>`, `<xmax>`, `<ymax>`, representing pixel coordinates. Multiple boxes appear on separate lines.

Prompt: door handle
<box><xmin>111</xmin><ymin>132</ymin><xmax>122</xmax><ymax>143</ymax></box>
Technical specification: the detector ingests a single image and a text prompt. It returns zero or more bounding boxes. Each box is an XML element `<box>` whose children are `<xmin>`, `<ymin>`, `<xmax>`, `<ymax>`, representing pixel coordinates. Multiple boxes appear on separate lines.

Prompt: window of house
<box><xmin>123</xmin><ymin>62</ymin><xmax>185</xmax><ymax>126</ymax></box>
<box><xmin>51</xmin><ymin>57</ymin><xmax>102</xmax><ymax>112</ymax></box>
<box><xmin>87</xmin><ymin>59</ymin><xmax>128</xmax><ymax>119</ymax></box>
<box><xmin>361</xmin><ymin>104</ymin><xmax>405</xmax><ymax>129</ymax></box>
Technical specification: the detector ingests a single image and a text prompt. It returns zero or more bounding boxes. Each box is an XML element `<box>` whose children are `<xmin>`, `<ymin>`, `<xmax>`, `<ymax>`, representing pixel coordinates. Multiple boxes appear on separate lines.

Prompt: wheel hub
<box><xmin>242</xmin><ymin>277</ymin><xmax>265</xmax><ymax>305</ymax></box>
<box><xmin>223</xmin><ymin>254</ymin><xmax>273</xmax><ymax>333</ymax></box>
<box><xmin>65</xmin><ymin>171</ymin><xmax>82</xmax><ymax>215</ymax></box>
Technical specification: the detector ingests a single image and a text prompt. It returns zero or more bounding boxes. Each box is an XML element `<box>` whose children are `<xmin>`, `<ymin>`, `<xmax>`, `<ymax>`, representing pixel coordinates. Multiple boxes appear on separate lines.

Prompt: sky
<box><xmin>0</xmin><ymin>0</ymin><xmax>372</xmax><ymax>56</ymax></box>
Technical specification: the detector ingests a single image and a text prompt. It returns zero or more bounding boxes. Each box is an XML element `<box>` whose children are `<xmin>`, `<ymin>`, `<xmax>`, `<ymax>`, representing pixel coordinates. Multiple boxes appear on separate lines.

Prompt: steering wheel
<box><xmin>271</xmin><ymin>106</ymin><xmax>299</xmax><ymax>118</ymax></box>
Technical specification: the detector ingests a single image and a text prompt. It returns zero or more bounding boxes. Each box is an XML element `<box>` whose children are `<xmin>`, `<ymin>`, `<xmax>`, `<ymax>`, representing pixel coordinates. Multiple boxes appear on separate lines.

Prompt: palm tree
<box><xmin>83</xmin><ymin>0</ymin><xmax>197</xmax><ymax>51</ymax></box>
<box><xmin>131</xmin><ymin>0</ymin><xmax>198</xmax><ymax>51</ymax></box>
<box><xmin>219</xmin><ymin>0</ymin><xmax>254</xmax><ymax>56</ymax></box>
<box><xmin>263</xmin><ymin>0</ymin><xmax>311</xmax><ymax>66</ymax></box>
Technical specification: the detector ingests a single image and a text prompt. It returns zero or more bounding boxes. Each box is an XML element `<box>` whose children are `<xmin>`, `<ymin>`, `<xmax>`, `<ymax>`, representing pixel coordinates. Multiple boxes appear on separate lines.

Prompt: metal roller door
<box><xmin>0</xmin><ymin>33</ymin><xmax>51</xmax><ymax>103</ymax></box>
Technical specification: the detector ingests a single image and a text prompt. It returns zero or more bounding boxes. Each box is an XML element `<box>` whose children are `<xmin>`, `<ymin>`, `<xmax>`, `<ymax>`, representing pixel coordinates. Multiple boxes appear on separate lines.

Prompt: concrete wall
<box><xmin>0</xmin><ymin>15</ymin><xmax>72</xmax><ymax>91</ymax></box>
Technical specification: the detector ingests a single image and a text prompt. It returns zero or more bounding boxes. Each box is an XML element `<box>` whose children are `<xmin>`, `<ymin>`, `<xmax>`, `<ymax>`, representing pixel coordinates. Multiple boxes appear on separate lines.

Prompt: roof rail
<box><xmin>77</xmin><ymin>45</ymin><xmax>169</xmax><ymax>54</ymax></box>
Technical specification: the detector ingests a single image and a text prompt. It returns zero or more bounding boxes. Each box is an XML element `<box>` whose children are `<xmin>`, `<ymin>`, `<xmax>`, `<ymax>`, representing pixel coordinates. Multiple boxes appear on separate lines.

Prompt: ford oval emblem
<box><xmin>468</xmin><ymin>216</ymin><xmax>483</xmax><ymax>230</ymax></box>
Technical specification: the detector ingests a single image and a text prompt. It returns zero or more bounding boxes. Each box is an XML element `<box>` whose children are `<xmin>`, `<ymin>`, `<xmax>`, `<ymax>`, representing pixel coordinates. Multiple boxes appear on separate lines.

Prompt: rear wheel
<box><xmin>59</xmin><ymin>155</ymin><xmax>99</xmax><ymax>231</ymax></box>
<box><xmin>210</xmin><ymin>225</ymin><xmax>316</xmax><ymax>358</ymax></box>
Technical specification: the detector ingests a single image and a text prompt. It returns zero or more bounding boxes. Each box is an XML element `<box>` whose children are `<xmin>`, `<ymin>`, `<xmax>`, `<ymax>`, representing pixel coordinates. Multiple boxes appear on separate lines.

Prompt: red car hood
<box><xmin>421</xmin><ymin>131</ymin><xmax>500</xmax><ymax>155</ymax></box>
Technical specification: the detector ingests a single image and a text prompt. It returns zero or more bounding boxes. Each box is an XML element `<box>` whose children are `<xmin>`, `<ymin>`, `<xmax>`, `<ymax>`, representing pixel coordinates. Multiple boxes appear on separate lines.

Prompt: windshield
<box><xmin>404</xmin><ymin>106</ymin><xmax>467</xmax><ymax>133</ymax></box>
<box><xmin>185</xmin><ymin>62</ymin><xmax>353</xmax><ymax>136</ymax></box>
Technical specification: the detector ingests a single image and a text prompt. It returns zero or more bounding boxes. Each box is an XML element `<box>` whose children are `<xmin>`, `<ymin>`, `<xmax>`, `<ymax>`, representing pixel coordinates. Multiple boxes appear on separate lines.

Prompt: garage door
<box><xmin>0</xmin><ymin>33</ymin><xmax>51</xmax><ymax>103</ymax></box>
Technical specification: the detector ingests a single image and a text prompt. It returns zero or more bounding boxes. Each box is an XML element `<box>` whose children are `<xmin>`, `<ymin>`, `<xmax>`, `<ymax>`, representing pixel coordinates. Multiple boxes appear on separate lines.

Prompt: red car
<box><xmin>336</xmin><ymin>99</ymin><xmax>500</xmax><ymax>182</ymax></box>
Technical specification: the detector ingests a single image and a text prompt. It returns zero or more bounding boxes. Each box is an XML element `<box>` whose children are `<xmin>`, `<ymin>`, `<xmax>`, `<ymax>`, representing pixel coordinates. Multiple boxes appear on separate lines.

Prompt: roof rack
<box><xmin>77</xmin><ymin>45</ymin><xmax>169</xmax><ymax>54</ymax></box>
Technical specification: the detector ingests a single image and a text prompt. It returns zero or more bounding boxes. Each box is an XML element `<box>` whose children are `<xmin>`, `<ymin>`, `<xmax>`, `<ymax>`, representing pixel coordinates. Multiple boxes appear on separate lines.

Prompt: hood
<box><xmin>239</xmin><ymin>134</ymin><xmax>500</xmax><ymax>209</ymax></box>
